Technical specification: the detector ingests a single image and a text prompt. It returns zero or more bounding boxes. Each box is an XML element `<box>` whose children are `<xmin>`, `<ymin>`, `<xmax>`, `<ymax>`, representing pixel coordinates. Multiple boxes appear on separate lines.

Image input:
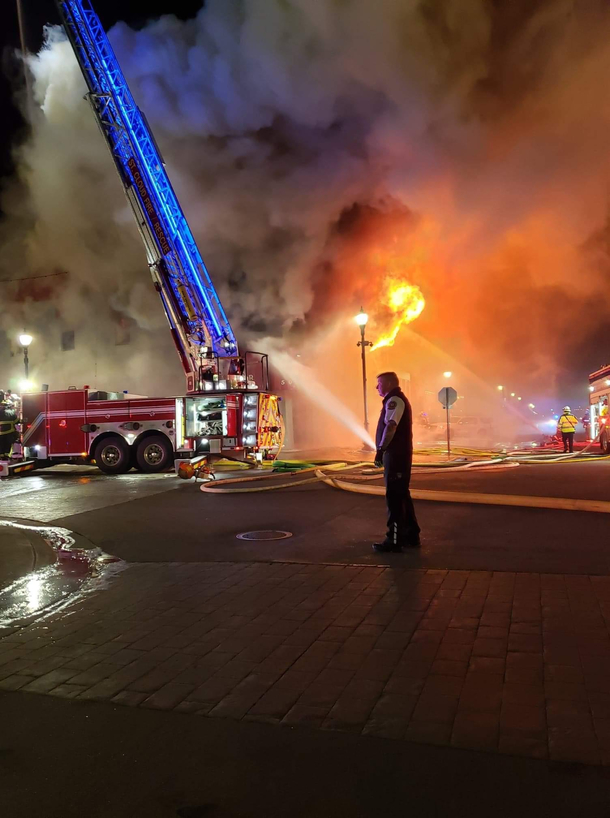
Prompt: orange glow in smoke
<box><xmin>371</xmin><ymin>279</ymin><xmax>426</xmax><ymax>351</ymax></box>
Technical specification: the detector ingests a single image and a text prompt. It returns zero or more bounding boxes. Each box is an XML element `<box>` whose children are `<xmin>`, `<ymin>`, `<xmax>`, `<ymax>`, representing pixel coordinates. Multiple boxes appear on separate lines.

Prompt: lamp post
<box><xmin>355</xmin><ymin>308</ymin><xmax>372</xmax><ymax>432</ymax></box>
<box><xmin>18</xmin><ymin>331</ymin><xmax>33</xmax><ymax>381</ymax></box>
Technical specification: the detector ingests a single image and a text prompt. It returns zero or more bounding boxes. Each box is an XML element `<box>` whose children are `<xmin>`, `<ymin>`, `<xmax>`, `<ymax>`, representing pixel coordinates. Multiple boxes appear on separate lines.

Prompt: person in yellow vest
<box><xmin>600</xmin><ymin>398</ymin><xmax>609</xmax><ymax>419</ymax></box>
<box><xmin>557</xmin><ymin>406</ymin><xmax>579</xmax><ymax>453</ymax></box>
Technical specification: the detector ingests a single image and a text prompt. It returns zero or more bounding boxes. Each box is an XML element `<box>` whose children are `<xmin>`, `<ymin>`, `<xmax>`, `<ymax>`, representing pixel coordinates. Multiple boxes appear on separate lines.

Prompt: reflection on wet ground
<box><xmin>0</xmin><ymin>466</ymin><xmax>182</xmax><ymax>522</ymax></box>
<box><xmin>0</xmin><ymin>520</ymin><xmax>122</xmax><ymax>635</ymax></box>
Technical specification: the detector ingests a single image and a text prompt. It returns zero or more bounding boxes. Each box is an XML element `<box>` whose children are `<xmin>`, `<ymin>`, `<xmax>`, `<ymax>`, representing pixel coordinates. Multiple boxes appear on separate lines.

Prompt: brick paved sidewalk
<box><xmin>2</xmin><ymin>561</ymin><xmax>610</xmax><ymax>765</ymax></box>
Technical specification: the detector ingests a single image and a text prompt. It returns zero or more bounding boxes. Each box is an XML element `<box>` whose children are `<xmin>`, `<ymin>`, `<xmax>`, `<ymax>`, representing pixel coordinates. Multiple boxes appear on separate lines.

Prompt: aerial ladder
<box><xmin>55</xmin><ymin>0</ymin><xmax>239</xmax><ymax>394</ymax></box>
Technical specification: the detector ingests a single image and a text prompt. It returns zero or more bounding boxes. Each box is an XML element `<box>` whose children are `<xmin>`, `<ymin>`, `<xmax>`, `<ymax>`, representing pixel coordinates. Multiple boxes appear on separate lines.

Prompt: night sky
<box><xmin>1</xmin><ymin>0</ymin><xmax>204</xmax><ymax>180</ymax></box>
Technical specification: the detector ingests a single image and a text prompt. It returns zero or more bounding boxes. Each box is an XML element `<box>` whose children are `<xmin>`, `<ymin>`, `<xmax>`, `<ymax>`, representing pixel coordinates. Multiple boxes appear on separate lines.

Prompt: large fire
<box><xmin>371</xmin><ymin>278</ymin><xmax>426</xmax><ymax>351</ymax></box>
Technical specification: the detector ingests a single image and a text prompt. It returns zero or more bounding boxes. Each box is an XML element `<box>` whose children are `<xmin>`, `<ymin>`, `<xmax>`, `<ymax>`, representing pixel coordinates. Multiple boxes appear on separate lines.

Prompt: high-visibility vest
<box><xmin>557</xmin><ymin>413</ymin><xmax>578</xmax><ymax>433</ymax></box>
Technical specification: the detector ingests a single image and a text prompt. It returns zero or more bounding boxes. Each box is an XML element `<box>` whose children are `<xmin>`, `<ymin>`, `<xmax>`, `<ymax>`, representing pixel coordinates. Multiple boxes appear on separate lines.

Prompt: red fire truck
<box><xmin>588</xmin><ymin>364</ymin><xmax>610</xmax><ymax>453</ymax></box>
<box><xmin>2</xmin><ymin>2</ymin><xmax>284</xmax><ymax>477</ymax></box>
<box><xmin>6</xmin><ymin>351</ymin><xmax>282</xmax><ymax>477</ymax></box>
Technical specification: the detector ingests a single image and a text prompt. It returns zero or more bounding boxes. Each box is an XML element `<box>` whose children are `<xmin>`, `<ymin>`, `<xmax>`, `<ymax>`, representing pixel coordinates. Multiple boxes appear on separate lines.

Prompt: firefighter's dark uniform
<box><xmin>0</xmin><ymin>400</ymin><xmax>18</xmax><ymax>458</ymax></box>
<box><xmin>375</xmin><ymin>386</ymin><xmax>421</xmax><ymax>547</ymax></box>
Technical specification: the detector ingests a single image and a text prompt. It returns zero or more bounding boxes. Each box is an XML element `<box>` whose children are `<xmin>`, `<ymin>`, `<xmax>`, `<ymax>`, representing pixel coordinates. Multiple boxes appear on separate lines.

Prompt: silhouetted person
<box><xmin>373</xmin><ymin>371</ymin><xmax>421</xmax><ymax>552</ymax></box>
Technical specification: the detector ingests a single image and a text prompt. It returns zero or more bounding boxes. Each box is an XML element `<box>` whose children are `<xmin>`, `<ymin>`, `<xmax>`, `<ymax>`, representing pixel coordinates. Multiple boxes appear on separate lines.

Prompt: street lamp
<box><xmin>355</xmin><ymin>308</ymin><xmax>372</xmax><ymax>432</ymax></box>
<box><xmin>18</xmin><ymin>331</ymin><xmax>33</xmax><ymax>380</ymax></box>
<box><xmin>443</xmin><ymin>371</ymin><xmax>452</xmax><ymax>379</ymax></box>
<box><xmin>497</xmin><ymin>385</ymin><xmax>503</xmax><ymax>391</ymax></box>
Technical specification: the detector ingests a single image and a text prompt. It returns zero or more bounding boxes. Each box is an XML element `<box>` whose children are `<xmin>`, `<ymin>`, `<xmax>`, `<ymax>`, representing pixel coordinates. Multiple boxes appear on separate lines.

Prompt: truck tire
<box><xmin>601</xmin><ymin>433</ymin><xmax>610</xmax><ymax>455</ymax></box>
<box><xmin>93</xmin><ymin>436</ymin><xmax>131</xmax><ymax>475</ymax></box>
<box><xmin>135</xmin><ymin>435</ymin><xmax>173</xmax><ymax>473</ymax></box>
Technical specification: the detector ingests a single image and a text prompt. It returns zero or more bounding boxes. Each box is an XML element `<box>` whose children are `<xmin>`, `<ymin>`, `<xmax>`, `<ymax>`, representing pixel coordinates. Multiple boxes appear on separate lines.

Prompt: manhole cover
<box><xmin>236</xmin><ymin>530</ymin><xmax>293</xmax><ymax>541</ymax></box>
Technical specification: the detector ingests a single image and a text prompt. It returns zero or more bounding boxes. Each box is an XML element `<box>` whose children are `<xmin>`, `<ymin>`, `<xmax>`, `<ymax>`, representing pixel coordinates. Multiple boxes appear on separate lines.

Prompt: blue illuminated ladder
<box><xmin>56</xmin><ymin>0</ymin><xmax>238</xmax><ymax>392</ymax></box>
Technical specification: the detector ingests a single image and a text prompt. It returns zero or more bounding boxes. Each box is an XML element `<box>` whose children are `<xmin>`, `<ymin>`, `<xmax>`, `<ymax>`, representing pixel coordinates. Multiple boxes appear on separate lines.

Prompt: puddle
<box><xmin>0</xmin><ymin>520</ymin><xmax>123</xmax><ymax>631</ymax></box>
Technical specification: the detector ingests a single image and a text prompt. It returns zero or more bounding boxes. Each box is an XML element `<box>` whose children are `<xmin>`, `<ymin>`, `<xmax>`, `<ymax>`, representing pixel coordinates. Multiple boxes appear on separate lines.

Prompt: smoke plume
<box><xmin>2</xmin><ymin>0</ymin><xmax>610</xmax><ymax>409</ymax></box>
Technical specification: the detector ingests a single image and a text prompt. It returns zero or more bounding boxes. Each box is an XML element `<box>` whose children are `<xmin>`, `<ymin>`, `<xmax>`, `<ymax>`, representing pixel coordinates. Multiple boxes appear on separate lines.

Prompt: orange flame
<box><xmin>371</xmin><ymin>279</ymin><xmax>425</xmax><ymax>351</ymax></box>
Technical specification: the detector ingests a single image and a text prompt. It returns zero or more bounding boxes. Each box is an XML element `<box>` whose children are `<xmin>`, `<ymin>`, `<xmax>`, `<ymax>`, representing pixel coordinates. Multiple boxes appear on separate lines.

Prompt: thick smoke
<box><xmin>2</xmin><ymin>0</ymin><xmax>610</xmax><ymax>408</ymax></box>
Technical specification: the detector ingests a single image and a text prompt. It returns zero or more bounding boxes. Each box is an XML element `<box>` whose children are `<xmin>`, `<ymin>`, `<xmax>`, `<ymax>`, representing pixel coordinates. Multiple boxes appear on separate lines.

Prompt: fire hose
<box><xmin>316</xmin><ymin>471</ymin><xmax>610</xmax><ymax>514</ymax></box>
<box><xmin>194</xmin><ymin>449</ymin><xmax>610</xmax><ymax>513</ymax></box>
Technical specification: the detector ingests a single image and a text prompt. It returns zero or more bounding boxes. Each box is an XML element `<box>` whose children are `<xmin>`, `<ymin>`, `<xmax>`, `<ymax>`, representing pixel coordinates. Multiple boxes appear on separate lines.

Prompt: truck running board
<box><xmin>0</xmin><ymin>460</ymin><xmax>37</xmax><ymax>478</ymax></box>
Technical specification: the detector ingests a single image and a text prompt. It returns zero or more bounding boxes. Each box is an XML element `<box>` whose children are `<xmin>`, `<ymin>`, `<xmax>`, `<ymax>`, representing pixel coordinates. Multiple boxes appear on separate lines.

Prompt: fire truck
<box><xmin>588</xmin><ymin>365</ymin><xmax>610</xmax><ymax>453</ymax></box>
<box><xmin>1</xmin><ymin>0</ymin><xmax>283</xmax><ymax>478</ymax></box>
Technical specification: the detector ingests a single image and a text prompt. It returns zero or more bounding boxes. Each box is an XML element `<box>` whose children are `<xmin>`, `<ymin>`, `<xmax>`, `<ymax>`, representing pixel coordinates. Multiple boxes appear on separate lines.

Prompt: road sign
<box><xmin>438</xmin><ymin>387</ymin><xmax>457</xmax><ymax>409</ymax></box>
<box><xmin>438</xmin><ymin>386</ymin><xmax>457</xmax><ymax>460</ymax></box>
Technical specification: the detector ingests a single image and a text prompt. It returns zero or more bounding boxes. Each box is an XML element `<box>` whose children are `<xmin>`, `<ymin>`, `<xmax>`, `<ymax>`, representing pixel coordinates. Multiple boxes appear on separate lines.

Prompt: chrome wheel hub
<box><xmin>144</xmin><ymin>443</ymin><xmax>164</xmax><ymax>465</ymax></box>
<box><xmin>101</xmin><ymin>445</ymin><xmax>121</xmax><ymax>466</ymax></box>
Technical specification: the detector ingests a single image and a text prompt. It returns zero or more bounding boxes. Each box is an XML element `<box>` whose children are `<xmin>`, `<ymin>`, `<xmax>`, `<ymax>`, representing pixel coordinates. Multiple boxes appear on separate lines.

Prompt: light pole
<box><xmin>19</xmin><ymin>331</ymin><xmax>33</xmax><ymax>381</ymax></box>
<box><xmin>355</xmin><ymin>308</ymin><xmax>372</xmax><ymax>432</ymax></box>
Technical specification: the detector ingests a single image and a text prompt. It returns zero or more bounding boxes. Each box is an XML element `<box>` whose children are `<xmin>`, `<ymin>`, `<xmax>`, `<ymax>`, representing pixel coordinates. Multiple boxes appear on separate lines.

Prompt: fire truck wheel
<box><xmin>93</xmin><ymin>436</ymin><xmax>131</xmax><ymax>474</ymax></box>
<box><xmin>601</xmin><ymin>433</ymin><xmax>610</xmax><ymax>455</ymax></box>
<box><xmin>135</xmin><ymin>435</ymin><xmax>173</xmax><ymax>473</ymax></box>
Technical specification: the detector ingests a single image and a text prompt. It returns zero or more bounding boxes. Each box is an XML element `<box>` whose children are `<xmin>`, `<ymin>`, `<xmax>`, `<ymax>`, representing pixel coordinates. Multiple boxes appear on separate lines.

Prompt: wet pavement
<box><xmin>0</xmin><ymin>523</ymin><xmax>54</xmax><ymax>588</ymax></box>
<box><xmin>0</xmin><ymin>466</ymin><xmax>181</xmax><ymax>522</ymax></box>
<box><xmin>3</xmin><ymin>458</ymin><xmax>610</xmax><ymax>815</ymax></box>
<box><xmin>0</xmin><ymin>520</ymin><xmax>121</xmax><ymax>636</ymax></box>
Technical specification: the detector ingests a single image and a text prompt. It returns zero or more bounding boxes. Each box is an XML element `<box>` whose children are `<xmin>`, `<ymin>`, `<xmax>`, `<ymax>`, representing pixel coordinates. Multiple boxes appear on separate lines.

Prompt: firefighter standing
<box><xmin>557</xmin><ymin>406</ymin><xmax>579</xmax><ymax>453</ymax></box>
<box><xmin>0</xmin><ymin>390</ymin><xmax>18</xmax><ymax>458</ymax></box>
<box><xmin>373</xmin><ymin>371</ymin><xmax>421</xmax><ymax>552</ymax></box>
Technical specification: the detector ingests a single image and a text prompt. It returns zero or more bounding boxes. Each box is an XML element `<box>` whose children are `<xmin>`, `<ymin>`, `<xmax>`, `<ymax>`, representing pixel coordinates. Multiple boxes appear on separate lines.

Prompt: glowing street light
<box><xmin>517</xmin><ymin>397</ymin><xmax>522</xmax><ymax>401</ymax></box>
<box><xmin>528</xmin><ymin>403</ymin><xmax>535</xmax><ymax>409</ymax></box>
<box><xmin>18</xmin><ymin>330</ymin><xmax>33</xmax><ymax>380</ymax></box>
<box><xmin>354</xmin><ymin>307</ymin><xmax>372</xmax><ymax>433</ymax></box>
<box><xmin>510</xmin><ymin>392</ymin><xmax>515</xmax><ymax>397</ymax></box>
<box><xmin>443</xmin><ymin>371</ymin><xmax>452</xmax><ymax>379</ymax></box>
<box><xmin>497</xmin><ymin>385</ymin><xmax>503</xmax><ymax>391</ymax></box>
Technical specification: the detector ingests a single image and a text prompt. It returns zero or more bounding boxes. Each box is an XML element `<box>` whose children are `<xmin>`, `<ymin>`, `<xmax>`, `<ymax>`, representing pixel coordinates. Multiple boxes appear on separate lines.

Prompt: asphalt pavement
<box><xmin>30</xmin><ymin>460</ymin><xmax>610</xmax><ymax>575</ymax></box>
<box><xmin>2</xmin><ymin>457</ymin><xmax>610</xmax><ymax>817</ymax></box>
<box><xmin>4</xmin><ymin>687</ymin><xmax>610</xmax><ymax>818</ymax></box>
<box><xmin>0</xmin><ymin>524</ymin><xmax>55</xmax><ymax>590</ymax></box>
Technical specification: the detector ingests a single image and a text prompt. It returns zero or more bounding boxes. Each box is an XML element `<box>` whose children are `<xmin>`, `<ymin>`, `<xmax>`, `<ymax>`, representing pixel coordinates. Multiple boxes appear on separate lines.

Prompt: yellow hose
<box><xmin>199</xmin><ymin>462</ymin><xmax>364</xmax><ymax>494</ymax></box>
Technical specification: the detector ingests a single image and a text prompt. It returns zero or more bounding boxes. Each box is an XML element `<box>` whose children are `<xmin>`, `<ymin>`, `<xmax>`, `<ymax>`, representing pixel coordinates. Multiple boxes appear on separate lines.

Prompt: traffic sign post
<box><xmin>438</xmin><ymin>387</ymin><xmax>458</xmax><ymax>460</ymax></box>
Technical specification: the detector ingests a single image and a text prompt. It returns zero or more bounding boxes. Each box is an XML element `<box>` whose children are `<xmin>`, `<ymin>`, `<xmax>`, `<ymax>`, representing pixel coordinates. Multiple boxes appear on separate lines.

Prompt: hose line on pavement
<box><xmin>317</xmin><ymin>471</ymin><xmax>610</xmax><ymax>514</ymax></box>
<box><xmin>199</xmin><ymin>461</ymin><xmax>363</xmax><ymax>494</ymax></box>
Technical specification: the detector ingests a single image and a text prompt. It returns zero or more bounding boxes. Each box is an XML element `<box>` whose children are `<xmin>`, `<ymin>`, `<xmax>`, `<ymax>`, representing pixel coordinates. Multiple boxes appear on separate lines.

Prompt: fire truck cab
<box><xmin>588</xmin><ymin>365</ymin><xmax>610</xmax><ymax>453</ymax></box>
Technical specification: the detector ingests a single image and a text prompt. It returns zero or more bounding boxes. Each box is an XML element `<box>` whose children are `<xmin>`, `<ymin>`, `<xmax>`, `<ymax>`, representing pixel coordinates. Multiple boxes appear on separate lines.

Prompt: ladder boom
<box><xmin>56</xmin><ymin>0</ymin><xmax>238</xmax><ymax>390</ymax></box>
